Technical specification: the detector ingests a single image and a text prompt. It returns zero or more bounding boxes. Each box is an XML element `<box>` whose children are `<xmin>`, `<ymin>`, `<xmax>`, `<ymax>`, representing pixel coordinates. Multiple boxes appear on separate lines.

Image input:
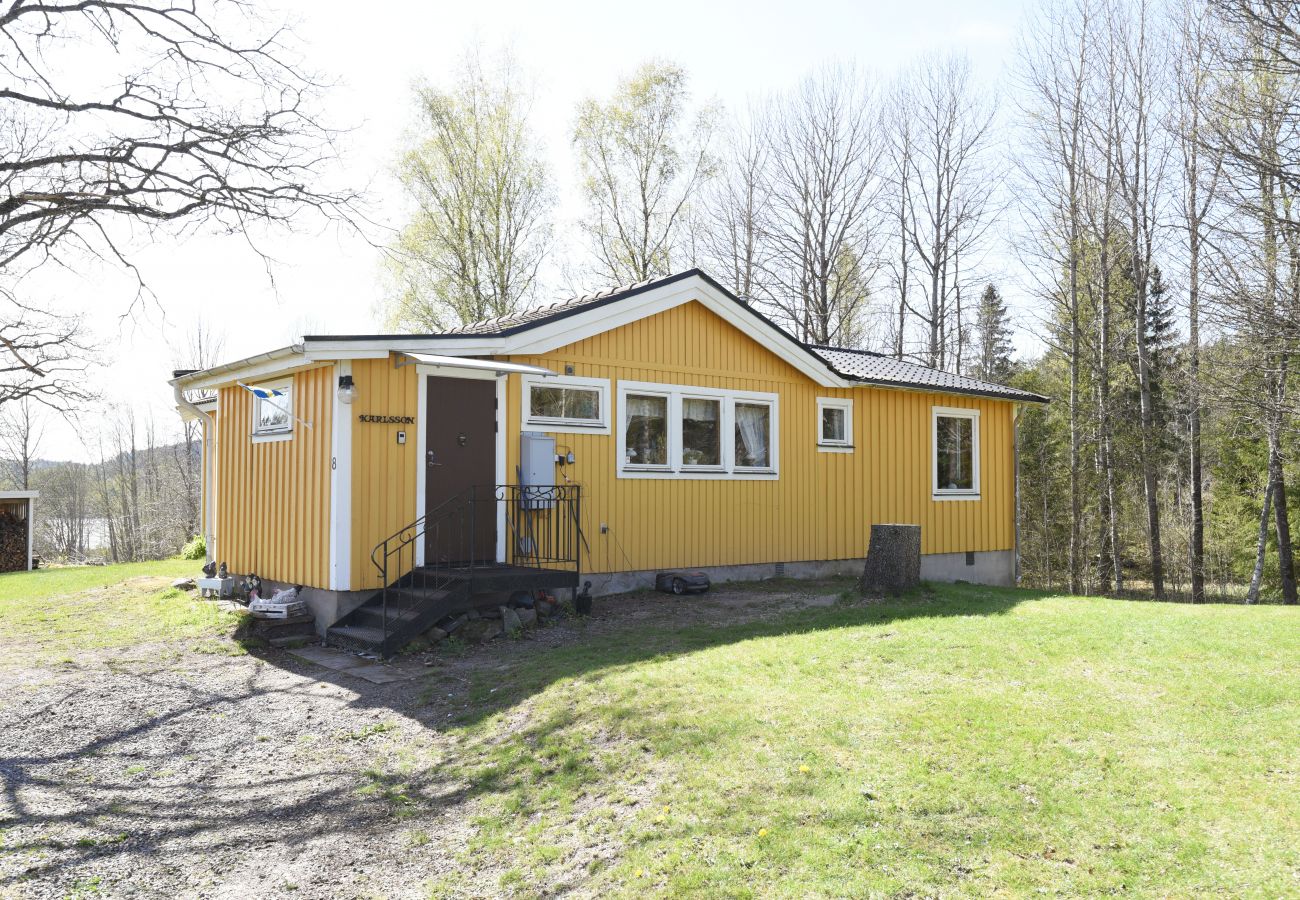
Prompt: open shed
<box><xmin>0</xmin><ymin>491</ymin><xmax>37</xmax><ymax>573</ymax></box>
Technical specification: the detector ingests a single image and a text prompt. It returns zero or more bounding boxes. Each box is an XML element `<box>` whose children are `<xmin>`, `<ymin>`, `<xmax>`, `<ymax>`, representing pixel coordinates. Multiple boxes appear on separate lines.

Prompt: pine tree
<box><xmin>972</xmin><ymin>284</ymin><xmax>1016</xmax><ymax>384</ymax></box>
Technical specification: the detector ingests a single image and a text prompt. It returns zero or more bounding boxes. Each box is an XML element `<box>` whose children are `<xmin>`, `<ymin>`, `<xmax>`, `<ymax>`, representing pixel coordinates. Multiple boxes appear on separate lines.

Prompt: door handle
<box><xmin>427</xmin><ymin>450</ymin><xmax>442</xmax><ymax>468</ymax></box>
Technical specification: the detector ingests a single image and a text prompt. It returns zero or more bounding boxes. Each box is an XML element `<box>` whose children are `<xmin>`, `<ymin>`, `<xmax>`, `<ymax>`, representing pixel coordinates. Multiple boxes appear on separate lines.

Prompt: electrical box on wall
<box><xmin>520</xmin><ymin>431</ymin><xmax>556</xmax><ymax>509</ymax></box>
<box><xmin>396</xmin><ymin>431</ymin><xmax>406</xmax><ymax>445</ymax></box>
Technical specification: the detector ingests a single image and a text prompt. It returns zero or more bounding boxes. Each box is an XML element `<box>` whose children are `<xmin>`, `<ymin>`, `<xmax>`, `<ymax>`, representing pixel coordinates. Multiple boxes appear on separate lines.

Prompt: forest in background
<box><xmin>381</xmin><ymin>0</ymin><xmax>1300</xmax><ymax>603</ymax></box>
<box><xmin>0</xmin><ymin>401</ymin><xmax>201</xmax><ymax>564</ymax></box>
<box><xmin>3</xmin><ymin>0</ymin><xmax>1298</xmax><ymax>602</ymax></box>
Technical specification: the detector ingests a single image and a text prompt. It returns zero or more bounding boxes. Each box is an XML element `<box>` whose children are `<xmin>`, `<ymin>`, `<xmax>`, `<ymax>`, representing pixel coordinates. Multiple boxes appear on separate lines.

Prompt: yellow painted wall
<box><xmin>213</xmin><ymin>364</ymin><xmax>333</xmax><ymax>586</ymax></box>
<box><xmin>502</xmin><ymin>300</ymin><xmax>1016</xmax><ymax>574</ymax></box>
<box><xmin>348</xmin><ymin>356</ymin><xmax>419</xmax><ymax>590</ymax></box>
<box><xmin>207</xmin><ymin>298</ymin><xmax>1019</xmax><ymax>591</ymax></box>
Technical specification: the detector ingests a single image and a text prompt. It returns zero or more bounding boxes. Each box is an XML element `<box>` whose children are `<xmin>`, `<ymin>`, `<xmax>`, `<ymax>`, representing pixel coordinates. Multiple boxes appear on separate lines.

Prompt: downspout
<box><xmin>173</xmin><ymin>383</ymin><xmax>214</xmax><ymax>564</ymax></box>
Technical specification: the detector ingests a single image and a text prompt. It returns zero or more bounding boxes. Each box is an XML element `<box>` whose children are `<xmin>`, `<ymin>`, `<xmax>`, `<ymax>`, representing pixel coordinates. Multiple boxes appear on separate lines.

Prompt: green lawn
<box><xmin>0</xmin><ymin>559</ymin><xmax>238</xmax><ymax>666</ymax></box>
<box><xmin>431</xmin><ymin>583</ymin><xmax>1300</xmax><ymax>897</ymax></box>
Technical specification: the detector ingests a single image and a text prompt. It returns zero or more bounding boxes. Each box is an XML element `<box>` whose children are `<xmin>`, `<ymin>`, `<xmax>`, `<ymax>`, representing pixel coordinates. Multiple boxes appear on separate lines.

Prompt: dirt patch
<box><xmin>0</xmin><ymin>578</ymin><xmax>853</xmax><ymax>898</ymax></box>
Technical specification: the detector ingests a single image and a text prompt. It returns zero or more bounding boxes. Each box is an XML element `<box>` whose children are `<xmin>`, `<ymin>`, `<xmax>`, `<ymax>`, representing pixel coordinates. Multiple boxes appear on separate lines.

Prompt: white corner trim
<box><xmin>495</xmin><ymin>377</ymin><xmax>507</xmax><ymax>563</ymax></box>
<box><xmin>415</xmin><ymin>372</ymin><xmax>428</xmax><ymax>568</ymax></box>
<box><xmin>520</xmin><ymin>374</ymin><xmax>611</xmax><ymax>434</ymax></box>
<box><xmin>615</xmin><ymin>379</ymin><xmax>780</xmax><ymax>480</ymax></box>
<box><xmin>329</xmin><ymin>361</ymin><xmax>353</xmax><ymax>590</ymax></box>
<box><xmin>932</xmin><ymin>405</ymin><xmax>981</xmax><ymax>499</ymax></box>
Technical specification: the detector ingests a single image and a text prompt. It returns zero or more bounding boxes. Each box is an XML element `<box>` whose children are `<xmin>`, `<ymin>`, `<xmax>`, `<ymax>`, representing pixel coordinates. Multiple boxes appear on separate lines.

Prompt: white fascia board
<box><xmin>400</xmin><ymin>353</ymin><xmax>555</xmax><ymax>376</ymax></box>
<box><xmin>302</xmin><ymin>336</ymin><xmax>506</xmax><ymax>355</ymax></box>
<box><xmin>180</xmin><ymin>354</ymin><xmax>317</xmax><ymax>392</ymax></box>
<box><xmin>302</xmin><ymin>349</ymin><xmax>391</xmax><ymax>362</ymax></box>
<box><xmin>502</xmin><ymin>279</ymin><xmax>845</xmax><ymax>388</ymax></box>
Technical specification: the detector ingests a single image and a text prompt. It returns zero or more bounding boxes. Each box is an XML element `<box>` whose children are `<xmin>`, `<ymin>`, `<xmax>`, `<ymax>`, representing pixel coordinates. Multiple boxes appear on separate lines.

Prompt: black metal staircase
<box><xmin>327</xmin><ymin>484</ymin><xmax>581</xmax><ymax>658</ymax></box>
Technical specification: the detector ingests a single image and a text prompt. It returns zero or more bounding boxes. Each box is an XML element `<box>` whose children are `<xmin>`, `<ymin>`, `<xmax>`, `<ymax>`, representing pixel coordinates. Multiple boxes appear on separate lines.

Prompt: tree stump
<box><xmin>860</xmin><ymin>524</ymin><xmax>921</xmax><ymax>596</ymax></box>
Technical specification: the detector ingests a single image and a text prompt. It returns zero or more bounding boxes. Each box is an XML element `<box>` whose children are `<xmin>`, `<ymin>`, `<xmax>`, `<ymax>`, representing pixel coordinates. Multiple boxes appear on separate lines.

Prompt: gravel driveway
<box><xmin>0</xmin><ymin>581</ymin><xmax>845</xmax><ymax>899</ymax></box>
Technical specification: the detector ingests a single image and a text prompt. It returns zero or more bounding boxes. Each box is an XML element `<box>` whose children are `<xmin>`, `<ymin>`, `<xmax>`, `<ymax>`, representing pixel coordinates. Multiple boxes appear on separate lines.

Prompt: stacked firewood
<box><xmin>0</xmin><ymin>509</ymin><xmax>28</xmax><ymax>572</ymax></box>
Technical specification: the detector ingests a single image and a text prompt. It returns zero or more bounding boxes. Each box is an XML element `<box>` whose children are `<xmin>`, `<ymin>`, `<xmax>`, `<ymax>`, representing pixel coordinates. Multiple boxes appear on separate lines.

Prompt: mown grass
<box><xmin>0</xmin><ymin>559</ymin><xmax>240</xmax><ymax>666</ymax></box>
<box><xmin>434</xmin><ymin>582</ymin><xmax>1300</xmax><ymax>898</ymax></box>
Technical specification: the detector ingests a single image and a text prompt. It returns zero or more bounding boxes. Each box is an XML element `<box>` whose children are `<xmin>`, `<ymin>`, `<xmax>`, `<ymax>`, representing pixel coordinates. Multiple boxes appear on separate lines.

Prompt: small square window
<box><xmin>817</xmin><ymin>398</ymin><xmax>853</xmax><ymax>450</ymax></box>
<box><xmin>252</xmin><ymin>382</ymin><xmax>293</xmax><ymax>439</ymax></box>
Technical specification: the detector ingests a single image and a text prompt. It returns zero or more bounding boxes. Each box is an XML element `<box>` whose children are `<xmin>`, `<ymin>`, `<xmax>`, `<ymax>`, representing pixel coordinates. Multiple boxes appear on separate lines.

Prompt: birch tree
<box><xmin>758</xmin><ymin>66</ymin><xmax>885</xmax><ymax>345</ymax></box>
<box><xmin>386</xmin><ymin>50</ymin><xmax>553</xmax><ymax>330</ymax></box>
<box><xmin>893</xmin><ymin>53</ymin><xmax>1000</xmax><ymax>371</ymax></box>
<box><xmin>573</xmin><ymin>61</ymin><xmax>718</xmax><ymax>285</ymax></box>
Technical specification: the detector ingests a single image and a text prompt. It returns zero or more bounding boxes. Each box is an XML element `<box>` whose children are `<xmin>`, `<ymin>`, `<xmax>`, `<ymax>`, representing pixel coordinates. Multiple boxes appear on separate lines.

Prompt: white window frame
<box><xmin>251</xmin><ymin>378</ymin><xmax>294</xmax><ymax>443</ymax></box>
<box><xmin>932</xmin><ymin>405</ymin><xmax>980</xmax><ymax>500</ymax></box>
<box><xmin>617</xmin><ymin>380</ymin><xmax>779</xmax><ymax>480</ymax></box>
<box><xmin>817</xmin><ymin>397</ymin><xmax>854</xmax><ymax>452</ymax></box>
<box><xmin>520</xmin><ymin>374</ymin><xmax>611</xmax><ymax>434</ymax></box>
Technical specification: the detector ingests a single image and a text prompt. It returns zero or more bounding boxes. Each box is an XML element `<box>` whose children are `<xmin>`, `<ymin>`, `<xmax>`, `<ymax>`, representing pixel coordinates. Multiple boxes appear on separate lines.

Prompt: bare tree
<box><xmin>1112</xmin><ymin>0</ymin><xmax>1174</xmax><ymax>598</ymax></box>
<box><xmin>573</xmin><ymin>61</ymin><xmax>718</xmax><ymax>285</ymax></box>
<box><xmin>1017</xmin><ymin>0</ymin><xmax>1096</xmax><ymax>595</ymax></box>
<box><xmin>699</xmin><ymin>106</ymin><xmax>772</xmax><ymax>300</ymax></box>
<box><xmin>758</xmin><ymin>65</ymin><xmax>885</xmax><ymax>345</ymax></box>
<box><xmin>1174</xmin><ymin>0</ymin><xmax>1224</xmax><ymax>602</ymax></box>
<box><xmin>893</xmin><ymin>53</ymin><xmax>1001</xmax><ymax>371</ymax></box>
<box><xmin>2</xmin><ymin>0</ymin><xmax>347</xmax><ymax>411</ymax></box>
<box><xmin>0</xmin><ymin>396</ymin><xmax>41</xmax><ymax>488</ymax></box>
<box><xmin>385</xmin><ymin>48</ymin><xmax>553</xmax><ymax>330</ymax></box>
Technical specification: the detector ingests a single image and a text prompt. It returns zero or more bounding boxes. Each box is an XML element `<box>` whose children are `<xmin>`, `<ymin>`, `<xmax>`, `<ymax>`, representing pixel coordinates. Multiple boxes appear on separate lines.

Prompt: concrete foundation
<box><xmin>919</xmin><ymin>550</ymin><xmax>1016</xmax><ymax>587</ymax></box>
<box><xmin>584</xmin><ymin>550</ymin><xmax>1016</xmax><ymax>596</ymax></box>
<box><xmin>251</xmin><ymin>578</ymin><xmax>373</xmax><ymax>636</ymax></box>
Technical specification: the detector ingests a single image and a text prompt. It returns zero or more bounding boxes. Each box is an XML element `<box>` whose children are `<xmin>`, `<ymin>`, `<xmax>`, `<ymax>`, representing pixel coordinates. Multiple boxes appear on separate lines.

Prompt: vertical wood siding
<box><xmin>348</xmin><ymin>357</ymin><xmax>419</xmax><ymax>590</ymax></box>
<box><xmin>503</xmin><ymin>300</ymin><xmax>1015</xmax><ymax>574</ymax></box>
<box><xmin>213</xmin><ymin>365</ymin><xmax>332</xmax><ymax>585</ymax></box>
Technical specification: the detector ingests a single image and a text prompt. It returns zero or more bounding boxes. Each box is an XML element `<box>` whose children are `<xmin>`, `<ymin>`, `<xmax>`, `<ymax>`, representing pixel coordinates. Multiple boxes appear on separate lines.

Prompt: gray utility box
<box><xmin>520</xmin><ymin>431</ymin><xmax>556</xmax><ymax>509</ymax></box>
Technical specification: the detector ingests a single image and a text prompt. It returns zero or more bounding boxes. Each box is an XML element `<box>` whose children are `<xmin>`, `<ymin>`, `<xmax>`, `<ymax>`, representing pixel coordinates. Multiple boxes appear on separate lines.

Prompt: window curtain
<box><xmin>735</xmin><ymin>403</ymin><xmax>770</xmax><ymax>467</ymax></box>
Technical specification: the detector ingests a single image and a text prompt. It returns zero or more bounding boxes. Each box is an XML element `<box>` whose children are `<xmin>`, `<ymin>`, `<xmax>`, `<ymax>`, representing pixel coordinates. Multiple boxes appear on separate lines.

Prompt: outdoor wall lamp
<box><xmin>337</xmin><ymin>374</ymin><xmax>357</xmax><ymax>404</ymax></box>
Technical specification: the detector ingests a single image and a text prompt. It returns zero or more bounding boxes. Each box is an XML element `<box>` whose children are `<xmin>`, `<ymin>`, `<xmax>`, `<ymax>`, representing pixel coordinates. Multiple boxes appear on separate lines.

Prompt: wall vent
<box><xmin>774</xmin><ymin>562</ymin><xmax>787</xmax><ymax>577</ymax></box>
<box><xmin>965</xmin><ymin>551</ymin><xmax>976</xmax><ymax>567</ymax></box>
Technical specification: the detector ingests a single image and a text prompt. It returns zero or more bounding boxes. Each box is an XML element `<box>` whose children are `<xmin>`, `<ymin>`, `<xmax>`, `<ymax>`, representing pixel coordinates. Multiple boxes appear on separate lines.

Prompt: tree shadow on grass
<box><xmin>0</xmin><ymin>578</ymin><xmax>1037</xmax><ymax>893</ymax></box>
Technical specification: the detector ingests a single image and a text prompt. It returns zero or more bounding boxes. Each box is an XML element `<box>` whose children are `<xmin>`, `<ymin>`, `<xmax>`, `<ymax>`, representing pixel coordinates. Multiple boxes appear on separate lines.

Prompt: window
<box><xmin>624</xmin><ymin>393</ymin><xmax>669</xmax><ymax>467</ymax></box>
<box><xmin>817</xmin><ymin>397</ymin><xmax>853</xmax><ymax>451</ymax></box>
<box><xmin>734</xmin><ymin>402</ymin><xmax>771</xmax><ymax>468</ymax></box>
<box><xmin>617</xmin><ymin>381</ymin><xmax>778</xmax><ymax>479</ymax></box>
<box><xmin>521</xmin><ymin>375</ymin><xmax>610</xmax><ymax>433</ymax></box>
<box><xmin>933</xmin><ymin>406</ymin><xmax>980</xmax><ymax>499</ymax></box>
<box><xmin>252</xmin><ymin>380</ymin><xmax>293</xmax><ymax>441</ymax></box>
<box><xmin>682</xmin><ymin>397</ymin><xmax>722</xmax><ymax>468</ymax></box>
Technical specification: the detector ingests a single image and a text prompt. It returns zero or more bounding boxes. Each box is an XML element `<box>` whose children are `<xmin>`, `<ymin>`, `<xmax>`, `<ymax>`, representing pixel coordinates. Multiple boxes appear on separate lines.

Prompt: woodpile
<box><xmin>0</xmin><ymin>508</ymin><xmax>28</xmax><ymax>572</ymax></box>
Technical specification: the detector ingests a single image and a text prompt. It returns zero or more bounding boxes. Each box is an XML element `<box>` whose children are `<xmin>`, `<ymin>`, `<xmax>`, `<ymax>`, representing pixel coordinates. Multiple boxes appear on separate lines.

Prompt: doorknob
<box><xmin>427</xmin><ymin>449</ymin><xmax>442</xmax><ymax>468</ymax></box>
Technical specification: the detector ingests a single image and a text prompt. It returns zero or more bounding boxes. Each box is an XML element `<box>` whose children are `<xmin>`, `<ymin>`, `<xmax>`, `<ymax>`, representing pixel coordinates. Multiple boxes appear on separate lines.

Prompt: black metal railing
<box><xmin>368</xmin><ymin>484</ymin><xmax>582</xmax><ymax>652</ymax></box>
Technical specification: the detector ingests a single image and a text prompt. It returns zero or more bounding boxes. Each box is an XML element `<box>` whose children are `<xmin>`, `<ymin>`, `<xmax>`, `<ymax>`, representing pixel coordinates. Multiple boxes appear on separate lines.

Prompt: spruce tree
<box><xmin>972</xmin><ymin>284</ymin><xmax>1016</xmax><ymax>383</ymax></box>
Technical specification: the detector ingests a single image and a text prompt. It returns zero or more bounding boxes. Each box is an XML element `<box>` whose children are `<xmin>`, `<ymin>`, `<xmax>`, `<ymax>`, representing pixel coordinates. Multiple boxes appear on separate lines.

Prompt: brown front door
<box><xmin>425</xmin><ymin>376</ymin><xmax>496</xmax><ymax>564</ymax></box>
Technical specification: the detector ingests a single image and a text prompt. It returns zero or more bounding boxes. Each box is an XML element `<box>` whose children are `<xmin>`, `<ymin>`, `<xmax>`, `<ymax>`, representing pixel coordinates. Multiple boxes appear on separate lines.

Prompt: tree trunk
<box><xmin>1268</xmin><ymin>372</ymin><xmax>1297</xmax><ymax>604</ymax></box>
<box><xmin>1248</xmin><ymin>479</ymin><xmax>1273</xmax><ymax>604</ymax></box>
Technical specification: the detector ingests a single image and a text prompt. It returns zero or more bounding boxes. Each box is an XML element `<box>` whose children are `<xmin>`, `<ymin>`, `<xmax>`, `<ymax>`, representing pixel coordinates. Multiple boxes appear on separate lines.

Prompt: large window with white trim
<box><xmin>521</xmin><ymin>375</ymin><xmax>610</xmax><ymax>433</ymax></box>
<box><xmin>933</xmin><ymin>406</ymin><xmax>980</xmax><ymax>498</ymax></box>
<box><xmin>618</xmin><ymin>381</ymin><xmax>778</xmax><ymax>479</ymax></box>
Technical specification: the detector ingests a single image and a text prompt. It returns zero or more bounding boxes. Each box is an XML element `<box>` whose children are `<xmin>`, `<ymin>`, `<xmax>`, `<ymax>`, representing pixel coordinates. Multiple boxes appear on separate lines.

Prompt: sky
<box><xmin>33</xmin><ymin>0</ymin><xmax>1031</xmax><ymax>461</ymax></box>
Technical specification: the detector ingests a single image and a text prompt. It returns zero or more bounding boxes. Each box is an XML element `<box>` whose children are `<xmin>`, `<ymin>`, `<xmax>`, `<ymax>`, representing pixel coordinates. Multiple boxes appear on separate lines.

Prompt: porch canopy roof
<box><xmin>395</xmin><ymin>352</ymin><xmax>556</xmax><ymax>378</ymax></box>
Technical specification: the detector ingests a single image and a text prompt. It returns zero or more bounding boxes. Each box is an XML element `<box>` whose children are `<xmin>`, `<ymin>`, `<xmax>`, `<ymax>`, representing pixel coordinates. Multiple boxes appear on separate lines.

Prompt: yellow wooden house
<box><xmin>171</xmin><ymin>270</ymin><xmax>1047</xmax><ymax>654</ymax></box>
